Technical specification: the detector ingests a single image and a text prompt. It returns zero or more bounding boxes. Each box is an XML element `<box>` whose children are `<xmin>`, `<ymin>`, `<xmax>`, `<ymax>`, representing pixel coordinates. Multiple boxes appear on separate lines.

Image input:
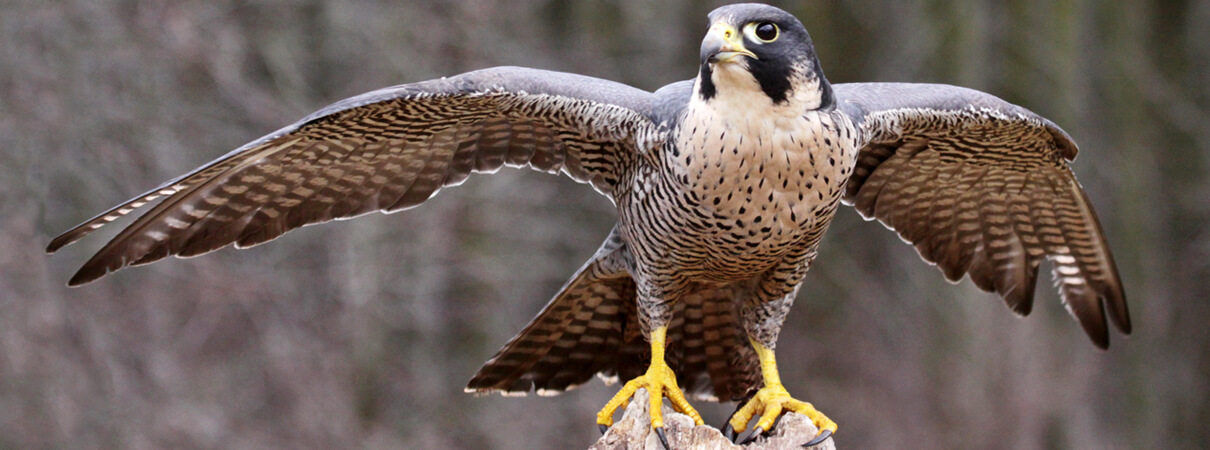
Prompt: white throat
<box><xmin>690</xmin><ymin>60</ymin><xmax>825</xmax><ymax>125</ymax></box>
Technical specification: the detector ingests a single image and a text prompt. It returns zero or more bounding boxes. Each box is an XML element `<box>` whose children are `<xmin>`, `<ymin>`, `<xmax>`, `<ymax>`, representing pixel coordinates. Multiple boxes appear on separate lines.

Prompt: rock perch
<box><xmin>590</xmin><ymin>389</ymin><xmax>836</xmax><ymax>450</ymax></box>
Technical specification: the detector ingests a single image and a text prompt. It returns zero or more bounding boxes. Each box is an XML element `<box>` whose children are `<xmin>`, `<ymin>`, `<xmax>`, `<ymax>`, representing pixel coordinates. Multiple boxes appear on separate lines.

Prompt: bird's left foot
<box><xmin>725</xmin><ymin>383</ymin><xmax>836</xmax><ymax>447</ymax></box>
<box><xmin>596</xmin><ymin>361</ymin><xmax>703</xmax><ymax>449</ymax></box>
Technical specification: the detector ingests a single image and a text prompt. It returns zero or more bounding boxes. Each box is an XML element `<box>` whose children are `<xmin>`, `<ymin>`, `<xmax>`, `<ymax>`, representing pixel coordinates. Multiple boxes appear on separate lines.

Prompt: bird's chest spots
<box><xmin>668</xmin><ymin>109</ymin><xmax>851</xmax><ymax>251</ymax></box>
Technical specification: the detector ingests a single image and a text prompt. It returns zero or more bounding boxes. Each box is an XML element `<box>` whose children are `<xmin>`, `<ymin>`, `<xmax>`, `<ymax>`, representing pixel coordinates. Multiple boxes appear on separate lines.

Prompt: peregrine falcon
<box><xmin>48</xmin><ymin>3</ymin><xmax>1129</xmax><ymax>447</ymax></box>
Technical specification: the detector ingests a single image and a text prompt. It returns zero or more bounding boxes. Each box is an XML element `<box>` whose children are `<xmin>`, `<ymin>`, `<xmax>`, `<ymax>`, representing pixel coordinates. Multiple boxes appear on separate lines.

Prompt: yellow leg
<box><xmin>727</xmin><ymin>339</ymin><xmax>836</xmax><ymax>443</ymax></box>
<box><xmin>596</xmin><ymin>326</ymin><xmax>704</xmax><ymax>432</ymax></box>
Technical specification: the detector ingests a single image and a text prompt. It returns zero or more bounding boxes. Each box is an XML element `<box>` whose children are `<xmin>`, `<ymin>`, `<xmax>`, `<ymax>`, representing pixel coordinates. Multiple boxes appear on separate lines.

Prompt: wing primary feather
<box><xmin>64</xmin><ymin>137</ymin><xmax>300</xmax><ymax>285</ymax></box>
<box><xmin>835</xmin><ymin>82</ymin><xmax>1128</xmax><ymax>347</ymax></box>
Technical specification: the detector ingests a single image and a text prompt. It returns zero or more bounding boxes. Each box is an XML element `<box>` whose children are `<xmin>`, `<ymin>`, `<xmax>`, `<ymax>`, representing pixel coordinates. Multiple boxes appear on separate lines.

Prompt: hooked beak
<box><xmin>701</xmin><ymin>22</ymin><xmax>756</xmax><ymax>64</ymax></box>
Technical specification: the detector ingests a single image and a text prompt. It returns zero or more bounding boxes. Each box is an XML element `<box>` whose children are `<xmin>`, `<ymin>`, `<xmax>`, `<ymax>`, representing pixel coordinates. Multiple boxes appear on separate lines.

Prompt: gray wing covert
<box><xmin>835</xmin><ymin>82</ymin><xmax>1129</xmax><ymax>348</ymax></box>
<box><xmin>48</xmin><ymin>67</ymin><xmax>659</xmax><ymax>285</ymax></box>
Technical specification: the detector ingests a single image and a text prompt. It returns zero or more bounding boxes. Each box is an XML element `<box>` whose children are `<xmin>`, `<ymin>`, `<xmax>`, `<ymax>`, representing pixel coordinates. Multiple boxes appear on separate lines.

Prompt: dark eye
<box><xmin>754</xmin><ymin>22</ymin><xmax>778</xmax><ymax>42</ymax></box>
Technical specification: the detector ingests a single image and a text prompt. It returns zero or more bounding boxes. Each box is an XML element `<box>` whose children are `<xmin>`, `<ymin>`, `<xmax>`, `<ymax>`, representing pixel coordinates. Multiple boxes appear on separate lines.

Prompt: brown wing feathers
<box><xmin>48</xmin><ymin>68</ymin><xmax>655</xmax><ymax>286</ymax></box>
<box><xmin>838</xmin><ymin>83</ymin><xmax>1129</xmax><ymax>348</ymax></box>
<box><xmin>466</xmin><ymin>232</ymin><xmax>760</xmax><ymax>400</ymax></box>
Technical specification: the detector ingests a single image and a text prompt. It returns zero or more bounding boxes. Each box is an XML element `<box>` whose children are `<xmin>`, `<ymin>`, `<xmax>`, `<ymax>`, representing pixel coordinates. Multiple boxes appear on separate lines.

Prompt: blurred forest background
<box><xmin>5</xmin><ymin>0</ymin><xmax>1209</xmax><ymax>448</ymax></box>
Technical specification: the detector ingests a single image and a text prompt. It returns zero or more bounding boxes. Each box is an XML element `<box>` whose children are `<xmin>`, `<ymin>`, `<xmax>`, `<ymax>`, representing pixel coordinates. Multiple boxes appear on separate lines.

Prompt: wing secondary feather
<box><xmin>48</xmin><ymin>67</ymin><xmax>659</xmax><ymax>285</ymax></box>
<box><xmin>836</xmin><ymin>82</ymin><xmax>1129</xmax><ymax>348</ymax></box>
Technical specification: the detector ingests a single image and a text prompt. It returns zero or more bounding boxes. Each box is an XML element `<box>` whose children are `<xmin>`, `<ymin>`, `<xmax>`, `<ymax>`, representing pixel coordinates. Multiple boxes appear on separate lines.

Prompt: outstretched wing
<box><xmin>48</xmin><ymin>66</ymin><xmax>659</xmax><ymax>286</ymax></box>
<box><xmin>835</xmin><ymin>82</ymin><xmax>1129</xmax><ymax>348</ymax></box>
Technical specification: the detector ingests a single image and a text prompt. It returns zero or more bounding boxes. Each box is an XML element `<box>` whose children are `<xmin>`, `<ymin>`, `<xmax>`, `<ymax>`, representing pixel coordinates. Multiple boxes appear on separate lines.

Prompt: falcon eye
<box><xmin>753</xmin><ymin>22</ymin><xmax>778</xmax><ymax>42</ymax></box>
<box><xmin>743</xmin><ymin>21</ymin><xmax>779</xmax><ymax>44</ymax></box>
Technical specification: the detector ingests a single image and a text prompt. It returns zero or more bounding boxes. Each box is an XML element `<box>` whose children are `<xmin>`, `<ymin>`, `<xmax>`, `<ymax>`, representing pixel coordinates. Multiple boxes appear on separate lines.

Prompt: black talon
<box><xmin>723</xmin><ymin>423</ymin><xmax>736</xmax><ymax>442</ymax></box>
<box><xmin>655</xmin><ymin>426</ymin><xmax>671</xmax><ymax>450</ymax></box>
<box><xmin>599</xmin><ymin>424</ymin><xmax>609</xmax><ymax>435</ymax></box>
<box><xmin>803</xmin><ymin>429</ymin><xmax>833</xmax><ymax>448</ymax></box>
<box><xmin>724</xmin><ymin>396</ymin><xmax>750</xmax><ymax>444</ymax></box>
<box><xmin>770</xmin><ymin>413</ymin><xmax>784</xmax><ymax>433</ymax></box>
<box><xmin>740</xmin><ymin>426</ymin><xmax>764</xmax><ymax>445</ymax></box>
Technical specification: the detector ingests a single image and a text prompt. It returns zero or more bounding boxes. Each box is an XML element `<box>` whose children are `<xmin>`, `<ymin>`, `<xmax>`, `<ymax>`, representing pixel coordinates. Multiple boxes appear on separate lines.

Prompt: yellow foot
<box><xmin>724</xmin><ymin>383</ymin><xmax>836</xmax><ymax>446</ymax></box>
<box><xmin>595</xmin><ymin>360</ymin><xmax>704</xmax><ymax>429</ymax></box>
<box><xmin>596</xmin><ymin>327</ymin><xmax>702</xmax><ymax>449</ymax></box>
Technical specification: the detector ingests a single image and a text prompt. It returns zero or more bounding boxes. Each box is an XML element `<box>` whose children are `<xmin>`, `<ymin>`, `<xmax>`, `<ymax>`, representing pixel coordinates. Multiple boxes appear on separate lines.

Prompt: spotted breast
<box><xmin>626</xmin><ymin>94</ymin><xmax>859</xmax><ymax>285</ymax></box>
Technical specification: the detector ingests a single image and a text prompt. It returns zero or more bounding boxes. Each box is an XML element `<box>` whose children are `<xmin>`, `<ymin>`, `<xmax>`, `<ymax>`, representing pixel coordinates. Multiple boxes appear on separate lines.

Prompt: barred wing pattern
<box><xmin>835</xmin><ymin>83</ymin><xmax>1130</xmax><ymax>348</ymax></box>
<box><xmin>466</xmin><ymin>229</ymin><xmax>760</xmax><ymax>401</ymax></box>
<box><xmin>47</xmin><ymin>67</ymin><xmax>658</xmax><ymax>286</ymax></box>
<box><xmin>467</xmin><ymin>275</ymin><xmax>760</xmax><ymax>402</ymax></box>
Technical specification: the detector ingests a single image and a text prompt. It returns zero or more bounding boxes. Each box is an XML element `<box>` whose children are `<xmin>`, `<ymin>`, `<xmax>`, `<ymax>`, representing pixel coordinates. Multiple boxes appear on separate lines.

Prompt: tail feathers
<box><xmin>588</xmin><ymin>284</ymin><xmax>762</xmax><ymax>402</ymax></box>
<box><xmin>467</xmin><ymin>261</ymin><xmax>761</xmax><ymax>402</ymax></box>
<box><xmin>666</xmin><ymin>286</ymin><xmax>760</xmax><ymax>402</ymax></box>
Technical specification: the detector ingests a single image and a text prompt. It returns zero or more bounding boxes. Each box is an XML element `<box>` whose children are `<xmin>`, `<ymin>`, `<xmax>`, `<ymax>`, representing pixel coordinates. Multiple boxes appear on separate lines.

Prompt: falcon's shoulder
<box><xmin>49</xmin><ymin>66</ymin><xmax>662</xmax><ymax>285</ymax></box>
<box><xmin>833</xmin><ymin>82</ymin><xmax>1129</xmax><ymax>348</ymax></box>
<box><xmin>649</xmin><ymin>79</ymin><xmax>697</xmax><ymax>128</ymax></box>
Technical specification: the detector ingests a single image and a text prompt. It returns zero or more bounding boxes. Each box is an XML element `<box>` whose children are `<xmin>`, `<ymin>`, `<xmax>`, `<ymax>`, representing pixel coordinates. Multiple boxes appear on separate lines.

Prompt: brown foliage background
<box><xmin>6</xmin><ymin>0</ymin><xmax>1209</xmax><ymax>448</ymax></box>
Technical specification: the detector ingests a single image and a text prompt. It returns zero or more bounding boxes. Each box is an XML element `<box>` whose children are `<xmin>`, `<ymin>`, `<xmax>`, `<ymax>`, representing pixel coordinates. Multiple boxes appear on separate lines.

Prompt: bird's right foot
<box><xmin>595</xmin><ymin>326</ymin><xmax>702</xmax><ymax>449</ymax></box>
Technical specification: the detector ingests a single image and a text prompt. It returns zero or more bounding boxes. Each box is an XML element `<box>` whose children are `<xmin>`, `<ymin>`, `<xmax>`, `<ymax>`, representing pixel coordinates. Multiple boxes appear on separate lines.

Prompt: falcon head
<box><xmin>697</xmin><ymin>4</ymin><xmax>834</xmax><ymax>111</ymax></box>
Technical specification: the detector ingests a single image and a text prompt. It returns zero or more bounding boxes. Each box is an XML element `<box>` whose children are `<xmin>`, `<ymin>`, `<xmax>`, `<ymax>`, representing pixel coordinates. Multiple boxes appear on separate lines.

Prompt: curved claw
<box><xmin>599</xmin><ymin>424</ymin><xmax>609</xmax><ymax>435</ymax></box>
<box><xmin>655</xmin><ymin>426</ymin><xmax>670</xmax><ymax>450</ymax></box>
<box><xmin>723</xmin><ymin>423</ymin><xmax>736</xmax><ymax>442</ymax></box>
<box><xmin>740</xmin><ymin>426</ymin><xmax>765</xmax><ymax>445</ymax></box>
<box><xmin>803</xmin><ymin>429</ymin><xmax>833</xmax><ymax>448</ymax></box>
